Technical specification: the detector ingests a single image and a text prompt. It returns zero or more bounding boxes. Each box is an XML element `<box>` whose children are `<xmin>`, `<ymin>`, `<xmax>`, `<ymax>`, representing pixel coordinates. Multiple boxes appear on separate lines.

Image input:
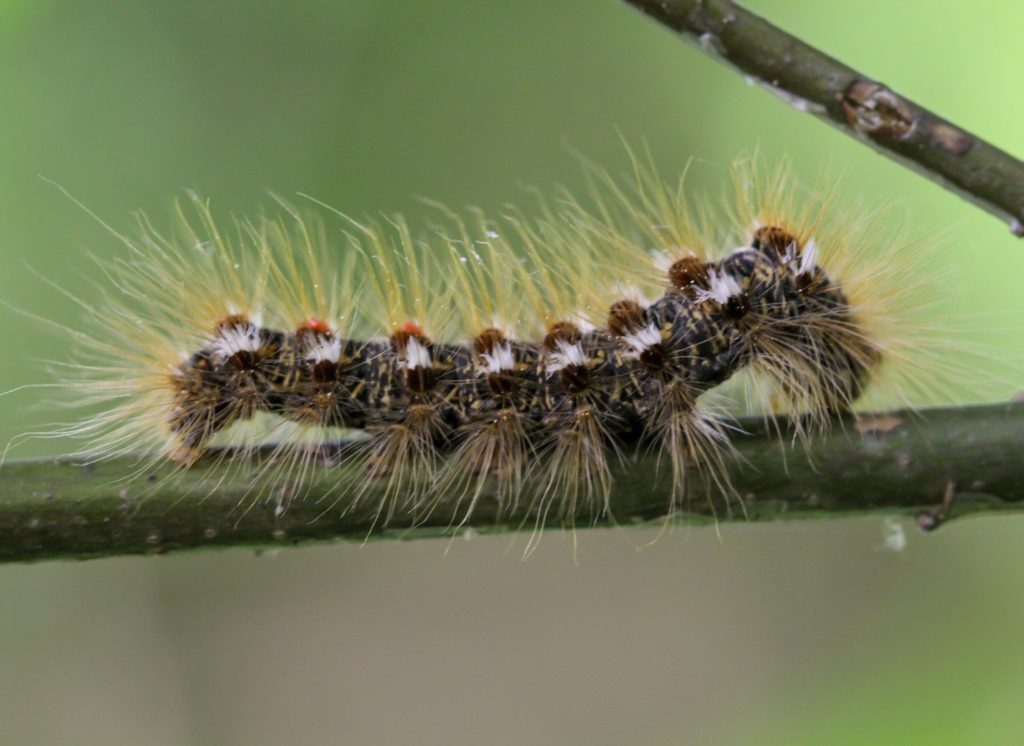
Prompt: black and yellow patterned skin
<box><xmin>165</xmin><ymin>229</ymin><xmax>873</xmax><ymax>462</ymax></box>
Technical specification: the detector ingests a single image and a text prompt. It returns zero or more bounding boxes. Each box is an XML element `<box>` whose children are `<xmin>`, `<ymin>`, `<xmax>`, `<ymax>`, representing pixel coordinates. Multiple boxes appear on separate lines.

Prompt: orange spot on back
<box><xmin>304</xmin><ymin>316</ymin><xmax>331</xmax><ymax>334</ymax></box>
<box><xmin>399</xmin><ymin>320</ymin><xmax>425</xmax><ymax>336</ymax></box>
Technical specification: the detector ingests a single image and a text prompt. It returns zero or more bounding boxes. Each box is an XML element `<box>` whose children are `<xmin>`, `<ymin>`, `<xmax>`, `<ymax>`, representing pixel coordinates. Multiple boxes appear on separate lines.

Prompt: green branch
<box><xmin>1</xmin><ymin>404</ymin><xmax>1022</xmax><ymax>563</ymax></box>
<box><xmin>623</xmin><ymin>0</ymin><xmax>1024</xmax><ymax>236</ymax></box>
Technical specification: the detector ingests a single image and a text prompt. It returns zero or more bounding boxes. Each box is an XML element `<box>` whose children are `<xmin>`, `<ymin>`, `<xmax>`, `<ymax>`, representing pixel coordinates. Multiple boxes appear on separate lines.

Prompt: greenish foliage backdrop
<box><xmin>1</xmin><ymin>2</ymin><xmax>1023</xmax><ymax>744</ymax></box>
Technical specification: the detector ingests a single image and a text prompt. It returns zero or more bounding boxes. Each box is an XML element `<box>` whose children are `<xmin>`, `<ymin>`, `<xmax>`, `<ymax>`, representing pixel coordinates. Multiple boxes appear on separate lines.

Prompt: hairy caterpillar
<box><xmin>15</xmin><ymin>152</ymin><xmax>953</xmax><ymax>539</ymax></box>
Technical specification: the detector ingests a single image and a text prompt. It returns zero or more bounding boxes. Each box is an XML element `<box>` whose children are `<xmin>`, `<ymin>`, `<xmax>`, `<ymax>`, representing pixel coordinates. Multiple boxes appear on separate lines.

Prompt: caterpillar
<box><xmin>20</xmin><ymin>152</ymin><xmax>952</xmax><ymax>539</ymax></box>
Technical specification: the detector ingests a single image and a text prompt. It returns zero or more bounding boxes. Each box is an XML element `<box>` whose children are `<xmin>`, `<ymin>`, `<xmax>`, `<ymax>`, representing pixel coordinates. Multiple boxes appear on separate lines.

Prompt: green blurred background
<box><xmin>2</xmin><ymin>1</ymin><xmax>1024</xmax><ymax>744</ymax></box>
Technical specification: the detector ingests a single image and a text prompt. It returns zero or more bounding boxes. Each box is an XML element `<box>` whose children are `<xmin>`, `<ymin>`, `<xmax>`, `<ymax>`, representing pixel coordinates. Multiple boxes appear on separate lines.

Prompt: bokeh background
<box><xmin>2</xmin><ymin>1</ymin><xmax>1024</xmax><ymax>744</ymax></box>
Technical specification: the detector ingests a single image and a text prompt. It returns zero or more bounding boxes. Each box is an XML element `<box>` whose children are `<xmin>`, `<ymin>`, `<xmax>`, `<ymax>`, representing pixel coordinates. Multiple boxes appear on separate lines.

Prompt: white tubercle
<box><xmin>780</xmin><ymin>237</ymin><xmax>818</xmax><ymax>277</ymax></box>
<box><xmin>693</xmin><ymin>269</ymin><xmax>743</xmax><ymax>305</ymax></box>
<box><xmin>547</xmin><ymin>339</ymin><xmax>588</xmax><ymax>373</ymax></box>
<box><xmin>482</xmin><ymin>342</ymin><xmax>515</xmax><ymax>373</ymax></box>
<box><xmin>622</xmin><ymin>322</ymin><xmax>662</xmax><ymax>355</ymax></box>
<box><xmin>794</xmin><ymin>237</ymin><xmax>818</xmax><ymax>276</ymax></box>
<box><xmin>210</xmin><ymin>322</ymin><xmax>262</xmax><ymax>363</ymax></box>
<box><xmin>403</xmin><ymin>337</ymin><xmax>432</xmax><ymax>370</ymax></box>
<box><xmin>305</xmin><ymin>336</ymin><xmax>342</xmax><ymax>364</ymax></box>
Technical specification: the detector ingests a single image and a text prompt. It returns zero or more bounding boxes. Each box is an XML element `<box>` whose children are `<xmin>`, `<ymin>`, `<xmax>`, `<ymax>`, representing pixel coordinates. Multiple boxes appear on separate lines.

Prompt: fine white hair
<box><xmin>482</xmin><ymin>342</ymin><xmax>515</xmax><ymax>373</ymax></box>
<box><xmin>403</xmin><ymin>337</ymin><xmax>432</xmax><ymax>370</ymax></box>
<box><xmin>693</xmin><ymin>269</ymin><xmax>743</xmax><ymax>305</ymax></box>
<box><xmin>622</xmin><ymin>322</ymin><xmax>662</xmax><ymax>356</ymax></box>
<box><xmin>794</xmin><ymin>237</ymin><xmax>818</xmax><ymax>276</ymax></box>
<box><xmin>781</xmin><ymin>236</ymin><xmax>818</xmax><ymax>277</ymax></box>
<box><xmin>305</xmin><ymin>336</ymin><xmax>342</xmax><ymax>364</ymax></box>
<box><xmin>209</xmin><ymin>322</ymin><xmax>261</xmax><ymax>363</ymax></box>
<box><xmin>546</xmin><ymin>339</ymin><xmax>587</xmax><ymax>373</ymax></box>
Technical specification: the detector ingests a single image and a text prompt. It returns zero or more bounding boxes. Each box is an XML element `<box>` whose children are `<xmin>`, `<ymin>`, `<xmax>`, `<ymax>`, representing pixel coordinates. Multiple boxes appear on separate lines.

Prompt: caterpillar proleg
<box><xmin>21</xmin><ymin>153</ymin><xmax>958</xmax><ymax>539</ymax></box>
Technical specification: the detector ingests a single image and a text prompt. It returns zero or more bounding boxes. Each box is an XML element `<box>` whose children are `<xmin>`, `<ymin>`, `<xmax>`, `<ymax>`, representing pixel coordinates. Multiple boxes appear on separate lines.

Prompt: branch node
<box><xmin>915</xmin><ymin>480</ymin><xmax>957</xmax><ymax>532</ymax></box>
<box><xmin>842</xmin><ymin>81</ymin><xmax>915</xmax><ymax>140</ymax></box>
<box><xmin>623</xmin><ymin>0</ymin><xmax>1024</xmax><ymax>236</ymax></box>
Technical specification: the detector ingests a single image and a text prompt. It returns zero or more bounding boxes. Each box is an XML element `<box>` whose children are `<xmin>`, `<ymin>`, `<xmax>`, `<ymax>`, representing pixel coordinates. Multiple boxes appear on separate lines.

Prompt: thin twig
<box><xmin>623</xmin><ymin>0</ymin><xmax>1024</xmax><ymax>236</ymax></box>
<box><xmin>1</xmin><ymin>404</ymin><xmax>1022</xmax><ymax>563</ymax></box>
